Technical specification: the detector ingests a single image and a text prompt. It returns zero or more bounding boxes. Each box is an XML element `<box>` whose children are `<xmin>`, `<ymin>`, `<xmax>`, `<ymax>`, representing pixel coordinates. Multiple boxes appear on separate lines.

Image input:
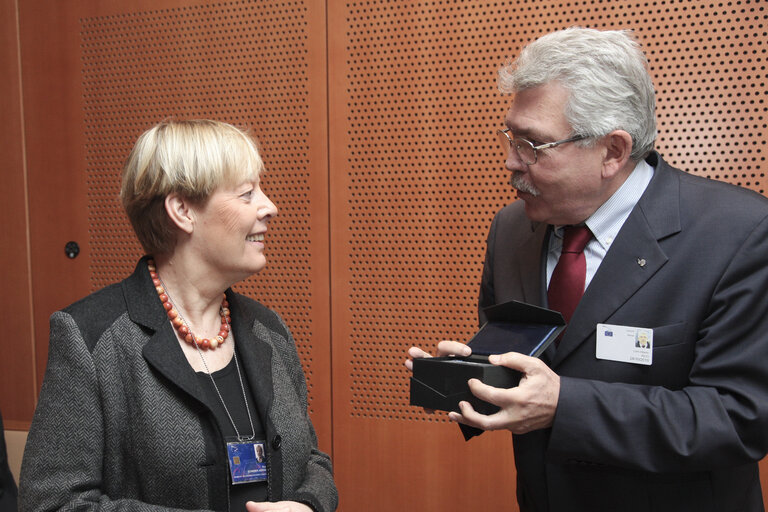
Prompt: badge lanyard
<box><xmin>161</xmin><ymin>280</ymin><xmax>267</xmax><ymax>484</ymax></box>
<box><xmin>193</xmin><ymin>323</ymin><xmax>268</xmax><ymax>484</ymax></box>
<box><xmin>194</xmin><ymin>340</ymin><xmax>256</xmax><ymax>442</ymax></box>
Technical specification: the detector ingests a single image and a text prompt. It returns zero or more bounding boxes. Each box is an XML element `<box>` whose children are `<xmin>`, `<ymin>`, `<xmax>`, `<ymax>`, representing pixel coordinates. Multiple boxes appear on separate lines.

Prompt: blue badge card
<box><xmin>226</xmin><ymin>440</ymin><xmax>268</xmax><ymax>484</ymax></box>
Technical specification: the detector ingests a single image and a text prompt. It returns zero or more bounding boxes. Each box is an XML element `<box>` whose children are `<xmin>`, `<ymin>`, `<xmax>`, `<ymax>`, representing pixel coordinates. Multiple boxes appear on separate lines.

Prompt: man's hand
<box><xmin>447</xmin><ymin>352</ymin><xmax>560</xmax><ymax>434</ymax></box>
<box><xmin>405</xmin><ymin>340</ymin><xmax>471</xmax><ymax>371</ymax></box>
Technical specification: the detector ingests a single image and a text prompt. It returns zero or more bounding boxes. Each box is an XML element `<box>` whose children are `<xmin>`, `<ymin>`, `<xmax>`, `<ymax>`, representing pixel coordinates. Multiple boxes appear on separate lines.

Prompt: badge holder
<box><xmin>226</xmin><ymin>438</ymin><xmax>268</xmax><ymax>484</ymax></box>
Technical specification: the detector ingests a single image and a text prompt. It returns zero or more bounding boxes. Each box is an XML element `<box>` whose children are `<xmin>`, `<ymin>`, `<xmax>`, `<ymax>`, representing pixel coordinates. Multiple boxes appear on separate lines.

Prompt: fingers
<box><xmin>408</xmin><ymin>346</ymin><xmax>433</xmax><ymax>359</ymax></box>
<box><xmin>405</xmin><ymin>346</ymin><xmax>432</xmax><ymax>372</ymax></box>
<box><xmin>467</xmin><ymin>377</ymin><xmax>506</xmax><ymax>406</ymax></box>
<box><xmin>447</xmin><ymin>407</ymin><xmax>467</xmax><ymax>425</ymax></box>
<box><xmin>489</xmin><ymin>351</ymin><xmax>540</xmax><ymax>373</ymax></box>
<box><xmin>445</xmin><ymin>379</ymin><xmax>509</xmax><ymax>431</ymax></box>
<box><xmin>436</xmin><ymin>340</ymin><xmax>471</xmax><ymax>357</ymax></box>
<box><xmin>448</xmin><ymin>400</ymin><xmax>502</xmax><ymax>431</ymax></box>
<box><xmin>406</xmin><ymin>341</ymin><xmax>469</xmax><ymax>359</ymax></box>
<box><xmin>405</xmin><ymin>342</ymin><xmax>470</xmax><ymax>371</ymax></box>
<box><xmin>448</xmin><ymin>361</ymin><xmax>560</xmax><ymax>433</ymax></box>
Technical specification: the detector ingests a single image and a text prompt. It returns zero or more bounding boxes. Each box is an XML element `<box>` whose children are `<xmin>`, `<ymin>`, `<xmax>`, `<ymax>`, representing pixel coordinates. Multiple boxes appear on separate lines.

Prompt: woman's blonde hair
<box><xmin>120</xmin><ymin>119</ymin><xmax>264</xmax><ymax>255</ymax></box>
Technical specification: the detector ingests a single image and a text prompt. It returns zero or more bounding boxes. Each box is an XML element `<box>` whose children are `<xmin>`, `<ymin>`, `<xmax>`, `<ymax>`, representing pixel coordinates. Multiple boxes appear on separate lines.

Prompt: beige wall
<box><xmin>4</xmin><ymin>430</ymin><xmax>26</xmax><ymax>485</ymax></box>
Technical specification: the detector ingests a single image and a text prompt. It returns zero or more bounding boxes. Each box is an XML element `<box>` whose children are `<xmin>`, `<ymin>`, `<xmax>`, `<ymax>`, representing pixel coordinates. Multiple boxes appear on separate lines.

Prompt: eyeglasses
<box><xmin>498</xmin><ymin>128</ymin><xmax>587</xmax><ymax>165</ymax></box>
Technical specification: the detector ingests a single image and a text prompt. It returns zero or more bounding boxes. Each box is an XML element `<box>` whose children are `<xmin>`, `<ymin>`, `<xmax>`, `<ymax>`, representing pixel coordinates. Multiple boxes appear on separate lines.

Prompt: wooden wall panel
<box><xmin>18</xmin><ymin>0</ymin><xmax>94</xmax><ymax>401</ymax></box>
<box><xmin>15</xmin><ymin>0</ymin><xmax>332</xmax><ymax>452</ymax></box>
<box><xmin>328</xmin><ymin>2</ymin><xmax>516</xmax><ymax>509</ymax></box>
<box><xmin>4</xmin><ymin>0</ymin><xmax>768</xmax><ymax>509</ymax></box>
<box><xmin>328</xmin><ymin>1</ymin><xmax>768</xmax><ymax>510</ymax></box>
<box><xmin>0</xmin><ymin>0</ymin><xmax>37</xmax><ymax>429</ymax></box>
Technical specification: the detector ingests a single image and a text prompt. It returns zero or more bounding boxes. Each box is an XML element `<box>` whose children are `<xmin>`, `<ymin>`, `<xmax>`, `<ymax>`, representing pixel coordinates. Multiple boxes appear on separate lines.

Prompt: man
<box><xmin>408</xmin><ymin>27</ymin><xmax>768</xmax><ymax>511</ymax></box>
<box><xmin>635</xmin><ymin>330</ymin><xmax>651</xmax><ymax>349</ymax></box>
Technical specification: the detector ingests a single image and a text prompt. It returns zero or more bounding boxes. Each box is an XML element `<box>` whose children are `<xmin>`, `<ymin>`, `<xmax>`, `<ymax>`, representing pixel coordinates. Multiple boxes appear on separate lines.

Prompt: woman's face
<box><xmin>189</xmin><ymin>176</ymin><xmax>278</xmax><ymax>283</ymax></box>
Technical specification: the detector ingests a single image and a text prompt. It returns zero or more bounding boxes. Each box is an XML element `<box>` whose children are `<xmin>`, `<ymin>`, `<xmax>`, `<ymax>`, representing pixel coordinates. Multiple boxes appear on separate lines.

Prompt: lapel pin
<box><xmin>637</xmin><ymin>258</ymin><xmax>647</xmax><ymax>267</ymax></box>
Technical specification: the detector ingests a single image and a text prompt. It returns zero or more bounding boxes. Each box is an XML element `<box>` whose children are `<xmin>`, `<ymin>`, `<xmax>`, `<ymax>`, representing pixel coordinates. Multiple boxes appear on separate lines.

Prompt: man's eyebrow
<box><xmin>507</xmin><ymin>125</ymin><xmax>548</xmax><ymax>141</ymax></box>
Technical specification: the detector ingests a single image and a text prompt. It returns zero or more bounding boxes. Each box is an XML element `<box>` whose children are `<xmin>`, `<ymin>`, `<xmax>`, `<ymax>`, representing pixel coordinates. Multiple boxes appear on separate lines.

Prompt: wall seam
<box><xmin>14</xmin><ymin>0</ymin><xmax>38</xmax><ymax>410</ymax></box>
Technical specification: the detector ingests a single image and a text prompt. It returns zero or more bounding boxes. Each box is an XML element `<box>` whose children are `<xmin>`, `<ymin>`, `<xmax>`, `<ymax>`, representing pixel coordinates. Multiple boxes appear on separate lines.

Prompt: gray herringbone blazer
<box><xmin>19</xmin><ymin>258</ymin><xmax>337</xmax><ymax>511</ymax></box>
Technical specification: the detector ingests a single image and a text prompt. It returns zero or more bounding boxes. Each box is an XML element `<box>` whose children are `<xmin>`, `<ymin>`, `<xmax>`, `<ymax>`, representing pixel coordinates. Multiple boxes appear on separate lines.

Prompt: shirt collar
<box><xmin>551</xmin><ymin>158</ymin><xmax>654</xmax><ymax>250</ymax></box>
<box><xmin>585</xmin><ymin>158</ymin><xmax>654</xmax><ymax>251</ymax></box>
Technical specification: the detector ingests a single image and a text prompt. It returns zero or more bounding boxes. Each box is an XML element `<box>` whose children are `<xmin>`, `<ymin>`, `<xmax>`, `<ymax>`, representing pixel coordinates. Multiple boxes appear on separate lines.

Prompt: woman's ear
<box><xmin>164</xmin><ymin>193</ymin><xmax>195</xmax><ymax>234</ymax></box>
<box><xmin>601</xmin><ymin>130</ymin><xmax>634</xmax><ymax>179</ymax></box>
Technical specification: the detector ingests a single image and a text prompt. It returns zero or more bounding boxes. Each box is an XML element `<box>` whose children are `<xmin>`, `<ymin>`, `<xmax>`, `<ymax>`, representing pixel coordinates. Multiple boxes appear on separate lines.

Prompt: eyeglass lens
<box><xmin>498</xmin><ymin>131</ymin><xmax>535</xmax><ymax>165</ymax></box>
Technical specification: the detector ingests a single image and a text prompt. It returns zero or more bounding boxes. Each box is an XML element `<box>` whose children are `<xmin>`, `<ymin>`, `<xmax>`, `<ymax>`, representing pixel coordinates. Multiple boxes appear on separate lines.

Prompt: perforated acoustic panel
<box><xmin>329</xmin><ymin>2</ymin><xmax>768</xmax><ymax>508</ymax></box>
<box><xmin>338</xmin><ymin>2</ymin><xmax>512</xmax><ymax>423</ymax></box>
<box><xmin>80</xmin><ymin>0</ymin><xmax>327</xmax><ymax>414</ymax></box>
<box><xmin>15</xmin><ymin>0</ymin><xmax>768</xmax><ymax>508</ymax></box>
<box><xmin>334</xmin><ymin>0</ymin><xmax>768</xmax><ymax>419</ymax></box>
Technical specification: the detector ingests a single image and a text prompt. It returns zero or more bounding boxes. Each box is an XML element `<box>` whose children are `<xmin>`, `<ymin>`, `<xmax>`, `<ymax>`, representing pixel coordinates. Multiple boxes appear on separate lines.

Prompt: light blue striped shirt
<box><xmin>547</xmin><ymin>159</ymin><xmax>655</xmax><ymax>290</ymax></box>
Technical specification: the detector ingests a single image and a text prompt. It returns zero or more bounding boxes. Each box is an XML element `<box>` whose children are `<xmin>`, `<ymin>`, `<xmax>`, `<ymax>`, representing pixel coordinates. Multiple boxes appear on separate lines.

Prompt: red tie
<box><xmin>547</xmin><ymin>225</ymin><xmax>592</xmax><ymax>326</ymax></box>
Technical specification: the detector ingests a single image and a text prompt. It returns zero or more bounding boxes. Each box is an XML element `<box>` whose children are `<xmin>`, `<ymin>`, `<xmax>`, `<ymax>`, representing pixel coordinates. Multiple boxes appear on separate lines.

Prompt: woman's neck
<box><xmin>152</xmin><ymin>253</ymin><xmax>228</xmax><ymax>337</ymax></box>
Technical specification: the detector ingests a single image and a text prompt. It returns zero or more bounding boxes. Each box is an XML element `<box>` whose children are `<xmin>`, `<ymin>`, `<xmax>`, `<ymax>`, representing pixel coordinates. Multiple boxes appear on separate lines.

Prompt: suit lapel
<box><xmin>550</xmin><ymin>154</ymin><xmax>682</xmax><ymax>366</ymax></box>
<box><xmin>143</xmin><ymin>324</ymin><xmax>206</xmax><ymax>401</ymax></box>
<box><xmin>122</xmin><ymin>257</ymin><xmax>208</xmax><ymax>402</ymax></box>
<box><xmin>551</xmin><ymin>213</ymin><xmax>668</xmax><ymax>365</ymax></box>
<box><xmin>122</xmin><ymin>258</ymin><xmax>277</xmax><ymax>418</ymax></box>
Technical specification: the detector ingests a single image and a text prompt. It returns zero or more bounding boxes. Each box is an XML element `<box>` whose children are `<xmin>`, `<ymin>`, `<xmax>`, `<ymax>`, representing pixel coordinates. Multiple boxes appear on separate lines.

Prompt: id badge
<box><xmin>596</xmin><ymin>323</ymin><xmax>653</xmax><ymax>366</ymax></box>
<box><xmin>226</xmin><ymin>439</ymin><xmax>268</xmax><ymax>484</ymax></box>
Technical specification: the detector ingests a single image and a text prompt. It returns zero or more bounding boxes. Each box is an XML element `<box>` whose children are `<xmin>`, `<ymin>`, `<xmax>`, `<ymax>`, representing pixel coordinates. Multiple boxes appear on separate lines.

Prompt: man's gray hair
<box><xmin>499</xmin><ymin>27</ymin><xmax>657</xmax><ymax>161</ymax></box>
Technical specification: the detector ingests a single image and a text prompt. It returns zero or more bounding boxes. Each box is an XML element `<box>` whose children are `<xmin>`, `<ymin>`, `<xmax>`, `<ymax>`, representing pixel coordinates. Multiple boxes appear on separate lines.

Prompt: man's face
<box><xmin>504</xmin><ymin>82</ymin><xmax>607</xmax><ymax>226</ymax></box>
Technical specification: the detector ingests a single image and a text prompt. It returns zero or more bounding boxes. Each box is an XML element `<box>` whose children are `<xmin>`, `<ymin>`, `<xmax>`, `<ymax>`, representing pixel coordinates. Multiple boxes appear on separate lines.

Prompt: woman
<box><xmin>19</xmin><ymin>120</ymin><xmax>338</xmax><ymax>512</ymax></box>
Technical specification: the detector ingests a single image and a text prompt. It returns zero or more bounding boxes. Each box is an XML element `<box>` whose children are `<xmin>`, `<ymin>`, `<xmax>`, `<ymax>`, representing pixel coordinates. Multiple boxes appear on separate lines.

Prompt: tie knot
<box><xmin>561</xmin><ymin>225</ymin><xmax>592</xmax><ymax>254</ymax></box>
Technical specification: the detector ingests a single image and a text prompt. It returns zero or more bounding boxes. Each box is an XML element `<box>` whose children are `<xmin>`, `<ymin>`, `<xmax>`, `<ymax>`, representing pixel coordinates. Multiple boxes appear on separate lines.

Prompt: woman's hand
<box><xmin>245</xmin><ymin>500</ymin><xmax>313</xmax><ymax>512</ymax></box>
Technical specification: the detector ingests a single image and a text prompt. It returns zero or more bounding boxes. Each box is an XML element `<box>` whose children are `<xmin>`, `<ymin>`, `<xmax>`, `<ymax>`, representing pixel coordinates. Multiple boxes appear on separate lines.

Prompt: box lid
<box><xmin>467</xmin><ymin>300</ymin><xmax>565</xmax><ymax>357</ymax></box>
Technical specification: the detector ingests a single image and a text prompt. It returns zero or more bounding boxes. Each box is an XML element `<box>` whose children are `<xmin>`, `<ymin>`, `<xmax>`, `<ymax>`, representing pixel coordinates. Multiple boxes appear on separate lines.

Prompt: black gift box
<box><xmin>409</xmin><ymin>300</ymin><xmax>565</xmax><ymax>416</ymax></box>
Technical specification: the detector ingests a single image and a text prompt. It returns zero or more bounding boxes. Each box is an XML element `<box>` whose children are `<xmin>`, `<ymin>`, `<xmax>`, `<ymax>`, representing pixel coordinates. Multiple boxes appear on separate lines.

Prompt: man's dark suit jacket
<box><xmin>479</xmin><ymin>152</ymin><xmax>768</xmax><ymax>512</ymax></box>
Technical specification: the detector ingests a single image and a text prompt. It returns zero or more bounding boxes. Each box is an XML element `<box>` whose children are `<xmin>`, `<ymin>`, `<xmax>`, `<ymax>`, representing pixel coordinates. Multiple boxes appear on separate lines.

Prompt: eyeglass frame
<box><xmin>498</xmin><ymin>128</ymin><xmax>588</xmax><ymax>165</ymax></box>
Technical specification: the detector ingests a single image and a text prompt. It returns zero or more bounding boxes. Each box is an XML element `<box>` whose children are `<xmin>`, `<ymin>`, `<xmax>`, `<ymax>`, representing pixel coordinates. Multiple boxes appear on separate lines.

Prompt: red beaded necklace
<box><xmin>148</xmin><ymin>259</ymin><xmax>231</xmax><ymax>350</ymax></box>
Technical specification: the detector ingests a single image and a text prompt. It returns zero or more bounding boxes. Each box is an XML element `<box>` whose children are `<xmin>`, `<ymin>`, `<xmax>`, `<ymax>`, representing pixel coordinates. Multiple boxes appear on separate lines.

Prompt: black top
<box><xmin>197</xmin><ymin>350</ymin><xmax>268</xmax><ymax>510</ymax></box>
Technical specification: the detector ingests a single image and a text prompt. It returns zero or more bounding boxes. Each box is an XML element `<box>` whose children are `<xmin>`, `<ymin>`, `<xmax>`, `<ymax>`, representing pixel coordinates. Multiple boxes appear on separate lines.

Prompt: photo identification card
<box><xmin>596</xmin><ymin>323</ymin><xmax>653</xmax><ymax>366</ymax></box>
<box><xmin>226</xmin><ymin>440</ymin><xmax>268</xmax><ymax>484</ymax></box>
